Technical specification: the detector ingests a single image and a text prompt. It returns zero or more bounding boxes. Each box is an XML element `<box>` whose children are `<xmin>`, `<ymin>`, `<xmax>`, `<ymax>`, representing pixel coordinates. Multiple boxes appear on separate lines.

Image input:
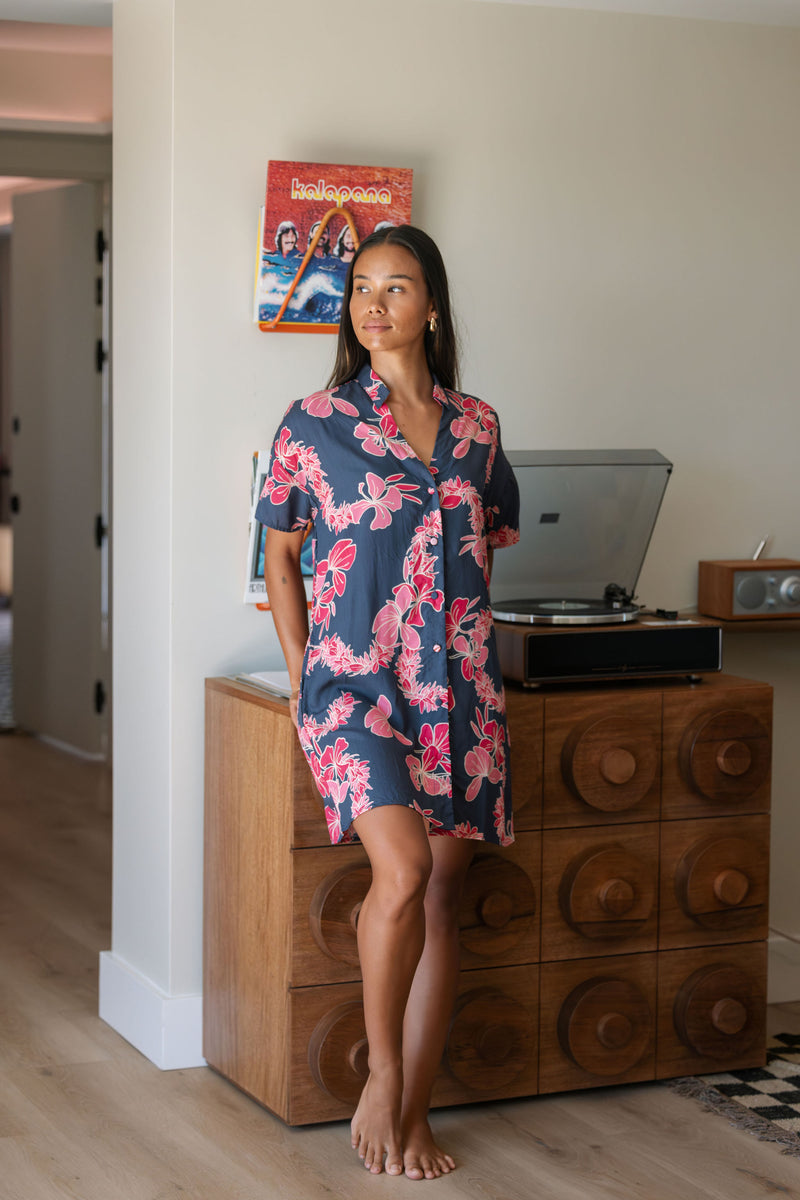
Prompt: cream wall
<box><xmin>107</xmin><ymin>0</ymin><xmax>800</xmax><ymax>1064</ymax></box>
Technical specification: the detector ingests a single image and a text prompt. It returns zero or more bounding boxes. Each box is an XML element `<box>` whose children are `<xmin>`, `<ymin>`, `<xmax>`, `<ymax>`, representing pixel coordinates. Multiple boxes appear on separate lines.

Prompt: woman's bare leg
<box><xmin>349</xmin><ymin>806</ymin><xmax>432</xmax><ymax>1176</ymax></box>
<box><xmin>400</xmin><ymin>837</ymin><xmax>476</xmax><ymax>1180</ymax></box>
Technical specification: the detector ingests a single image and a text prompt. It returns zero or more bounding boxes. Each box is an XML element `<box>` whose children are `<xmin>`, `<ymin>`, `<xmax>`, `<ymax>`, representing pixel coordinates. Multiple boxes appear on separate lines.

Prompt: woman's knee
<box><xmin>370</xmin><ymin>854</ymin><xmax>432</xmax><ymax>919</ymax></box>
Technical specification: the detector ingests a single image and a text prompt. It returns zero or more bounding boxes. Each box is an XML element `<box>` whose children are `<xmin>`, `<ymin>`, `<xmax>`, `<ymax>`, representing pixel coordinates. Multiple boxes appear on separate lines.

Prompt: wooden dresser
<box><xmin>203</xmin><ymin>672</ymin><xmax>771</xmax><ymax>1125</ymax></box>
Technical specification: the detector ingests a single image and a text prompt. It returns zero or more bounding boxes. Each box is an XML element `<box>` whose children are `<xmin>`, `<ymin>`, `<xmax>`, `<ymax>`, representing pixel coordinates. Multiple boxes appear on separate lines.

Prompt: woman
<box><xmin>257</xmin><ymin>226</ymin><xmax>519</xmax><ymax>1180</ymax></box>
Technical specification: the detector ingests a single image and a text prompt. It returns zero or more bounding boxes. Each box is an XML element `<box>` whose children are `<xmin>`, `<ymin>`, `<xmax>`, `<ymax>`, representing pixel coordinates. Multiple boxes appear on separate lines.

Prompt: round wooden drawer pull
<box><xmin>561</xmin><ymin>715</ymin><xmax>658</xmax><ymax>812</ymax></box>
<box><xmin>459</xmin><ymin>856</ymin><xmax>536</xmax><ymax>957</ymax></box>
<box><xmin>712</xmin><ymin>868</ymin><xmax>750</xmax><ymax>907</ymax></box>
<box><xmin>600</xmin><ymin>748</ymin><xmax>637</xmax><ymax>785</ymax></box>
<box><xmin>479</xmin><ymin>890</ymin><xmax>515</xmax><ymax>930</ymax></box>
<box><xmin>446</xmin><ymin>988</ymin><xmax>534</xmax><ymax>1090</ymax></box>
<box><xmin>597</xmin><ymin>1011</ymin><xmax>633</xmax><ymax>1050</ymax></box>
<box><xmin>679</xmin><ymin>709</ymin><xmax>769</xmax><ymax>801</ymax></box>
<box><xmin>559</xmin><ymin>845</ymin><xmax>655</xmax><ymax>939</ymax></box>
<box><xmin>674</xmin><ymin>964</ymin><xmax>759</xmax><ymax>1058</ymax></box>
<box><xmin>711</xmin><ymin>997</ymin><xmax>748</xmax><ymax>1036</ymax></box>
<box><xmin>675</xmin><ymin>835</ymin><xmax>764</xmax><ymax>932</ymax></box>
<box><xmin>347</xmin><ymin>1037</ymin><xmax>369</xmax><ymax>1078</ymax></box>
<box><xmin>477</xmin><ymin>1023</ymin><xmax>515</xmax><ymax>1063</ymax></box>
<box><xmin>598</xmin><ymin>877</ymin><xmax>636</xmax><ymax>917</ymax></box>
<box><xmin>716</xmin><ymin>740</ymin><xmax>752</xmax><ymax>777</ymax></box>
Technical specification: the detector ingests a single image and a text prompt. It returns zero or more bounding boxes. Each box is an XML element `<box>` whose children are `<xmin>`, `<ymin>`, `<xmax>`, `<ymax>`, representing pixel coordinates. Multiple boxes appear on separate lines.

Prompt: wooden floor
<box><xmin>1</xmin><ymin>732</ymin><xmax>799</xmax><ymax>1199</ymax></box>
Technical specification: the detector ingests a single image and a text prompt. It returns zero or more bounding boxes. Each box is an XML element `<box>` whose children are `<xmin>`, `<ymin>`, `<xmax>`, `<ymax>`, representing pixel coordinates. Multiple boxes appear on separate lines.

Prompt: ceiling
<box><xmin>0</xmin><ymin>19</ymin><xmax>111</xmax><ymax>227</ymax></box>
<box><xmin>4</xmin><ymin>0</ymin><xmax>800</xmax><ymax>25</ymax></box>
<box><xmin>479</xmin><ymin>0</ymin><xmax>800</xmax><ymax>23</ymax></box>
<box><xmin>1</xmin><ymin>0</ymin><xmax>799</xmax><ymax>225</ymax></box>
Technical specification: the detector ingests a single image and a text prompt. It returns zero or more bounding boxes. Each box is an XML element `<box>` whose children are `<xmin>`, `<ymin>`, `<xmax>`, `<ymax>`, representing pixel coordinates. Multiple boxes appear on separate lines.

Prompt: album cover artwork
<box><xmin>244</xmin><ymin>449</ymin><xmax>314</xmax><ymax>605</ymax></box>
<box><xmin>254</xmin><ymin>159</ymin><xmax>413</xmax><ymax>333</ymax></box>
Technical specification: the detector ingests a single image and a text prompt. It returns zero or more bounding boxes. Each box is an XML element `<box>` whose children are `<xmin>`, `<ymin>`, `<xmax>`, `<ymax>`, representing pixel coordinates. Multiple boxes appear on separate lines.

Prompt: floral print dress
<box><xmin>256</xmin><ymin>363</ymin><xmax>520</xmax><ymax>845</ymax></box>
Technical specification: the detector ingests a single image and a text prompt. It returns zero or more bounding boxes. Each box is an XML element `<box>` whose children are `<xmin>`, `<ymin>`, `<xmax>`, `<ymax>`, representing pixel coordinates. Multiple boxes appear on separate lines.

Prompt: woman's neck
<box><xmin>369</xmin><ymin>348</ymin><xmax>433</xmax><ymax>407</ymax></box>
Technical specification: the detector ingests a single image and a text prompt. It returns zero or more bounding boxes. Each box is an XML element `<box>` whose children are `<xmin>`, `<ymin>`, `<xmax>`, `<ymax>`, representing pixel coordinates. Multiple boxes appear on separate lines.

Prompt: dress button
<box><xmin>433</xmin><ymin>644</ymin><xmax>442</xmax><ymax>652</ymax></box>
<box><xmin>428</xmin><ymin>486</ymin><xmax>435</xmax><ymax>495</ymax></box>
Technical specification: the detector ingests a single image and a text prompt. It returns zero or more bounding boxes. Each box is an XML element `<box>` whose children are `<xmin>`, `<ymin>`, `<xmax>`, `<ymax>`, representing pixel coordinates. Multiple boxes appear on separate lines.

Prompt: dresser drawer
<box><xmin>291</xmin><ymin>834</ymin><xmax>543</xmax><ymax>987</ymax></box>
<box><xmin>542</xmin><ymin>691</ymin><xmax>661</xmax><ymax>828</ymax></box>
<box><xmin>289</xmin><ymin>964</ymin><xmax>540</xmax><ymax>1124</ymax></box>
<box><xmin>541</xmin><ymin>823</ymin><xmax>659</xmax><ymax>961</ymax></box>
<box><xmin>661</xmin><ymin>681</ymin><xmax>772</xmax><ymax>821</ymax></box>
<box><xmin>659</xmin><ymin>813</ymin><xmax>770</xmax><ymax>950</ymax></box>
<box><xmin>539</xmin><ymin>952</ymin><xmax>657</xmax><ymax>1093</ymax></box>
<box><xmin>656</xmin><ymin>942</ymin><xmax>767</xmax><ymax>1078</ymax></box>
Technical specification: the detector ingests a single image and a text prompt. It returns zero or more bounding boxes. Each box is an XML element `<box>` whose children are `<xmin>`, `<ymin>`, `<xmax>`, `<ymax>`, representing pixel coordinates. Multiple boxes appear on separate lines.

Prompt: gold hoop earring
<box><xmin>429</xmin><ymin>314</ymin><xmax>438</xmax><ymax>333</ymax></box>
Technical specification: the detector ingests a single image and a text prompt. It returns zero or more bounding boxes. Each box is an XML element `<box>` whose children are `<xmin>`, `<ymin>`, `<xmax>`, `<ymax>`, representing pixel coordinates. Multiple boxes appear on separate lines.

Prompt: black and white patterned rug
<box><xmin>666</xmin><ymin>1034</ymin><xmax>800</xmax><ymax>1158</ymax></box>
<box><xmin>0</xmin><ymin>606</ymin><xmax>13</xmax><ymax>730</ymax></box>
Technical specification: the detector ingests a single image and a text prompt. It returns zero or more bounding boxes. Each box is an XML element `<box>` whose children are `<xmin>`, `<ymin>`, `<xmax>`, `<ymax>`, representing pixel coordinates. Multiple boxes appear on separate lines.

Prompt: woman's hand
<box><xmin>289</xmin><ymin>687</ymin><xmax>301</xmax><ymax>731</ymax></box>
<box><xmin>264</xmin><ymin>527</ymin><xmax>309</xmax><ymax>739</ymax></box>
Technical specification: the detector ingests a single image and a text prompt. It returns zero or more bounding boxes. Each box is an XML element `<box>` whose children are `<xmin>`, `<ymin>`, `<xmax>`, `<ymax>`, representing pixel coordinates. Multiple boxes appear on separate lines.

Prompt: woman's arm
<box><xmin>263</xmin><ymin>526</ymin><xmax>309</xmax><ymax>729</ymax></box>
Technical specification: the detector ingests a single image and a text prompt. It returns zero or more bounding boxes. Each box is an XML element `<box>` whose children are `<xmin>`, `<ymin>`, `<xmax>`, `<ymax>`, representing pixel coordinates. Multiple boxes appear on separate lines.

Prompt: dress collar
<box><xmin>355</xmin><ymin>362</ymin><xmax>453</xmax><ymax>413</ymax></box>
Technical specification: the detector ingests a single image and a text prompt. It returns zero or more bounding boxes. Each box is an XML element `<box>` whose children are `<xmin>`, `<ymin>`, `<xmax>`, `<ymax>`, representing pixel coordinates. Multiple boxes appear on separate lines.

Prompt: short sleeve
<box><xmin>484</xmin><ymin>419</ymin><xmax>520</xmax><ymax>549</ymax></box>
<box><xmin>254</xmin><ymin>404</ymin><xmax>315</xmax><ymax>532</ymax></box>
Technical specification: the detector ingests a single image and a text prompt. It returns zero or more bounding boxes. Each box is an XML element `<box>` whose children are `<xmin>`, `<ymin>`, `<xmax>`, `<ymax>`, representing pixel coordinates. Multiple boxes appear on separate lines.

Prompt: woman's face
<box><xmin>349</xmin><ymin>243</ymin><xmax>435</xmax><ymax>359</ymax></box>
<box><xmin>342</xmin><ymin>226</ymin><xmax>354</xmax><ymax>252</ymax></box>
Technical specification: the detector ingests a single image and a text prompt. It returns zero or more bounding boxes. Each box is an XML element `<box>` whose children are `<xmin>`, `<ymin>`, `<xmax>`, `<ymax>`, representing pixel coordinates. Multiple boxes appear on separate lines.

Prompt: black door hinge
<box><xmin>96</xmin><ymin>276</ymin><xmax>103</xmax><ymax>306</ymax></box>
<box><xmin>95</xmin><ymin>514</ymin><xmax>107</xmax><ymax>548</ymax></box>
<box><xmin>95</xmin><ymin>340</ymin><xmax>108</xmax><ymax>372</ymax></box>
<box><xmin>94</xmin><ymin>680</ymin><xmax>107</xmax><ymax>714</ymax></box>
<box><xmin>96</xmin><ymin>229</ymin><xmax>107</xmax><ymax>263</ymax></box>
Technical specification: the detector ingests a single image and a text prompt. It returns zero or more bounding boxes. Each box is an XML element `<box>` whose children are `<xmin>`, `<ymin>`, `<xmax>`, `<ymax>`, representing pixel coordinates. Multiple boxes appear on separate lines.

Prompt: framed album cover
<box><xmin>254</xmin><ymin>159</ymin><xmax>413</xmax><ymax>333</ymax></box>
<box><xmin>244</xmin><ymin>449</ymin><xmax>313</xmax><ymax>605</ymax></box>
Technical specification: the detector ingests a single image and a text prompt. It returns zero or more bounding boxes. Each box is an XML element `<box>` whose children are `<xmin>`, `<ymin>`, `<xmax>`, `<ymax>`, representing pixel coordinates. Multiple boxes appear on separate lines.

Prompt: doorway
<box><xmin>0</xmin><ymin>174</ymin><xmax>111</xmax><ymax>755</ymax></box>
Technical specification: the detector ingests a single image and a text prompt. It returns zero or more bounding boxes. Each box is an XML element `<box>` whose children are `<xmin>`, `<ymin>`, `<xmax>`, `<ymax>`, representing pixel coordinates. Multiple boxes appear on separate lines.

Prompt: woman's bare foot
<box><xmin>401</xmin><ymin>1114</ymin><xmax>456</xmax><ymax>1180</ymax></box>
<box><xmin>350</xmin><ymin>1069</ymin><xmax>404</xmax><ymax>1176</ymax></box>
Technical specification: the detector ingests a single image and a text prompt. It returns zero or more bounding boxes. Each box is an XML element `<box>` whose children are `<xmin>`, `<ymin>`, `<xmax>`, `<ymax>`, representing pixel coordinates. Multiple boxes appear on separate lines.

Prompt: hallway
<box><xmin>0</xmin><ymin>733</ymin><xmax>798</xmax><ymax>1198</ymax></box>
<box><xmin>0</xmin><ymin>605</ymin><xmax>11</xmax><ymax>729</ymax></box>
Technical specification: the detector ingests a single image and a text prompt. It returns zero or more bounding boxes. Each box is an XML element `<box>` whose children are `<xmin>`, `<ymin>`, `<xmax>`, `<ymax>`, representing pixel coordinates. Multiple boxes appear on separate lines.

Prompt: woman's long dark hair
<box><xmin>326</xmin><ymin>225</ymin><xmax>460</xmax><ymax>392</ymax></box>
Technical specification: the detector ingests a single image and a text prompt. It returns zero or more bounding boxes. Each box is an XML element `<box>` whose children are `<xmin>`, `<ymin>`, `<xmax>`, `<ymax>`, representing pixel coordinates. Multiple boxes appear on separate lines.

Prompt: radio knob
<box><xmin>779</xmin><ymin>576</ymin><xmax>800</xmax><ymax>606</ymax></box>
<box><xmin>735</xmin><ymin>575</ymin><xmax>766</xmax><ymax>609</ymax></box>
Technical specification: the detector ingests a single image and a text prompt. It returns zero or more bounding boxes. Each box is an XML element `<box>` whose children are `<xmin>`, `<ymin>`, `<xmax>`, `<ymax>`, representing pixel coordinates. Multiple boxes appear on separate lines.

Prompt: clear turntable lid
<box><xmin>490</xmin><ymin>449</ymin><xmax>672</xmax><ymax>604</ymax></box>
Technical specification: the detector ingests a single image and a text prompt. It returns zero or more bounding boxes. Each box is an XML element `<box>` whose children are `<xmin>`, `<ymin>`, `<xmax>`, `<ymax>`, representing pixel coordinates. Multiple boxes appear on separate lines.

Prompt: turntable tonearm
<box><xmin>490</xmin><ymin>450</ymin><xmax>721</xmax><ymax>685</ymax></box>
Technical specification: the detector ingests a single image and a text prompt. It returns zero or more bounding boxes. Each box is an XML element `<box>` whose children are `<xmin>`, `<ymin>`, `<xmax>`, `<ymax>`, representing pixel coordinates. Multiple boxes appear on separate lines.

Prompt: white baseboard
<box><xmin>768</xmin><ymin>933</ymin><xmax>800</xmax><ymax>1005</ymax></box>
<box><xmin>98</xmin><ymin>951</ymin><xmax>206</xmax><ymax>1069</ymax></box>
<box><xmin>97</xmin><ymin>937</ymin><xmax>797</xmax><ymax>1070</ymax></box>
<box><xmin>38</xmin><ymin>733</ymin><xmax>106</xmax><ymax>763</ymax></box>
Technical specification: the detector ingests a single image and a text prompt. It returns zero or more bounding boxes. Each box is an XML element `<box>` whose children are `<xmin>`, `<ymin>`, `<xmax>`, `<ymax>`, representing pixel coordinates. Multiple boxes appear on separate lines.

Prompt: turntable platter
<box><xmin>490</xmin><ymin>598</ymin><xmax>640</xmax><ymax>626</ymax></box>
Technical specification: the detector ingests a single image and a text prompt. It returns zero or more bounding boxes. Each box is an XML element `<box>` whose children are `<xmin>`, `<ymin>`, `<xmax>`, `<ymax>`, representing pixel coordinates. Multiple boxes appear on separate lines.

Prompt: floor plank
<box><xmin>1</xmin><ymin>732</ymin><xmax>799</xmax><ymax>1198</ymax></box>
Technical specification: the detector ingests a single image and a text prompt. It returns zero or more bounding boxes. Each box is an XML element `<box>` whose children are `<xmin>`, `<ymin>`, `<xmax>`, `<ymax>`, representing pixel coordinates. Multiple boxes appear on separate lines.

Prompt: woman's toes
<box><xmin>404</xmin><ymin>1157</ymin><xmax>424</xmax><ymax>1181</ymax></box>
<box><xmin>422</xmin><ymin>1157</ymin><xmax>440</xmax><ymax>1179</ymax></box>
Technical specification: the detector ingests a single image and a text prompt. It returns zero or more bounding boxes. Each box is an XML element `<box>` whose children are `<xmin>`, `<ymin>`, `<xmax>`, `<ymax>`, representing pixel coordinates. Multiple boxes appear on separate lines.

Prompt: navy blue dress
<box><xmin>256</xmin><ymin>364</ymin><xmax>520</xmax><ymax>845</ymax></box>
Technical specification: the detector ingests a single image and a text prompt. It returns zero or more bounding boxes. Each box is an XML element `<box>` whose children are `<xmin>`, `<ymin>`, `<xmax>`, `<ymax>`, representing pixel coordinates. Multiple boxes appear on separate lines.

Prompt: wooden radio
<box><xmin>698</xmin><ymin>558</ymin><xmax>800</xmax><ymax>620</ymax></box>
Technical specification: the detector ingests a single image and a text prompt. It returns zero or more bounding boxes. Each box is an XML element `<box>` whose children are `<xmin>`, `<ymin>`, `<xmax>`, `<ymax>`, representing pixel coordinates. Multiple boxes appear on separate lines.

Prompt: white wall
<box><xmin>108</xmin><ymin>0</ymin><xmax>800</xmax><ymax>1064</ymax></box>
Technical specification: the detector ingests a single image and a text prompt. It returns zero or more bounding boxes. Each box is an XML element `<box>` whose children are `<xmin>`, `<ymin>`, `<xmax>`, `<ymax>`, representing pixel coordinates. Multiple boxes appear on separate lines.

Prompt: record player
<box><xmin>490</xmin><ymin>450</ymin><xmax>722</xmax><ymax>685</ymax></box>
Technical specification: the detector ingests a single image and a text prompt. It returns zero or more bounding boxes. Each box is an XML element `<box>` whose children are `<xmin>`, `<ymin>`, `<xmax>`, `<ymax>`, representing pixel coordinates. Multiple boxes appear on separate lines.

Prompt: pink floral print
<box><xmin>256</xmin><ymin>364</ymin><xmax>519</xmax><ymax>845</ymax></box>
